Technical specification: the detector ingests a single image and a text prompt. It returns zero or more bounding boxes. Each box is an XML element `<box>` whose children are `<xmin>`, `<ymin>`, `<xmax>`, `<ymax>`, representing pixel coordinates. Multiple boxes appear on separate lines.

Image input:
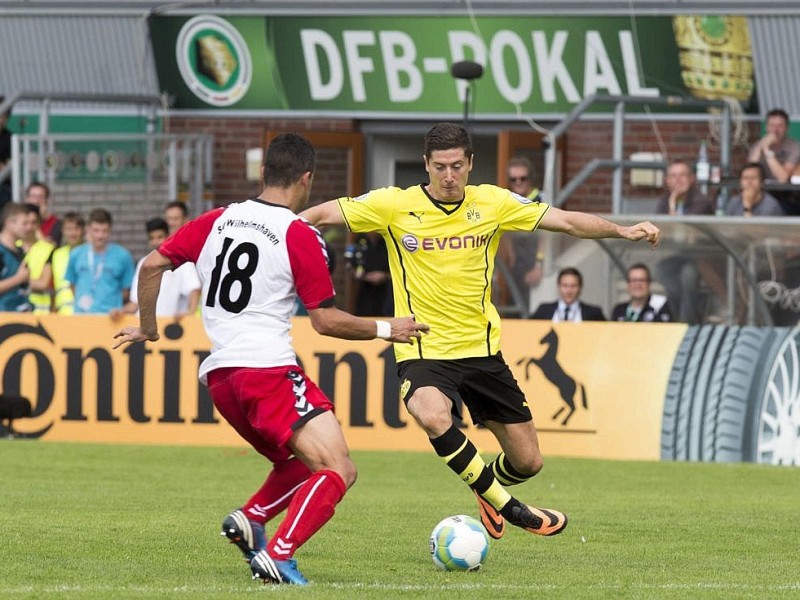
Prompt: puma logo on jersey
<box><xmin>408</xmin><ymin>211</ymin><xmax>424</xmax><ymax>222</ymax></box>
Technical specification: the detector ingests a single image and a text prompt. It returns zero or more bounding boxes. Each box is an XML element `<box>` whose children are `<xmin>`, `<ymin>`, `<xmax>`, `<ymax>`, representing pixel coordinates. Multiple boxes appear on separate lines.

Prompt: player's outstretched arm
<box><xmin>307</xmin><ymin>306</ymin><xmax>429</xmax><ymax>344</ymax></box>
<box><xmin>299</xmin><ymin>200</ymin><xmax>345</xmax><ymax>227</ymax></box>
<box><xmin>539</xmin><ymin>206</ymin><xmax>660</xmax><ymax>248</ymax></box>
<box><xmin>112</xmin><ymin>250</ymin><xmax>173</xmax><ymax>349</ymax></box>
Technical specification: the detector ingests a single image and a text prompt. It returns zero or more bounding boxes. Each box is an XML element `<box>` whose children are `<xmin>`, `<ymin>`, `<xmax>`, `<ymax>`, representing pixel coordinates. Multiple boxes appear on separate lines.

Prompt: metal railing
<box><xmin>542</xmin><ymin>94</ymin><xmax>733</xmax><ymax>212</ymax></box>
<box><xmin>0</xmin><ymin>92</ymin><xmax>164</xmax><ymax>189</ymax></box>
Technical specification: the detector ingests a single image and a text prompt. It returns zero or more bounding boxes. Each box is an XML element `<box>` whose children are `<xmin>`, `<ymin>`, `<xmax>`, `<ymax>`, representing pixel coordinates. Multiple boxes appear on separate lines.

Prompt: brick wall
<box><xmin>51</xmin><ymin>181</ymin><xmax>170</xmax><ymax>260</ymax></box>
<box><xmin>164</xmin><ymin>116</ymin><xmax>357</xmax><ymax>207</ymax></box>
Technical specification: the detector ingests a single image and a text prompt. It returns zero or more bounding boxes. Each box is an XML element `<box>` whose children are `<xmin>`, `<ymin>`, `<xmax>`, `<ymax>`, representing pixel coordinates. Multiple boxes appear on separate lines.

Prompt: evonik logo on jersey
<box><xmin>400</xmin><ymin>233</ymin><xmax>490</xmax><ymax>253</ymax></box>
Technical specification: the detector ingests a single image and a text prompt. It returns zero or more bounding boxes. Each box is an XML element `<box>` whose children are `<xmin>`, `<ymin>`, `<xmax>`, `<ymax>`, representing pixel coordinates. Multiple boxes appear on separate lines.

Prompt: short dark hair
<box><xmin>23</xmin><ymin>202</ymin><xmax>41</xmax><ymax>222</ymax></box>
<box><xmin>164</xmin><ymin>200</ymin><xmax>188</xmax><ymax>217</ymax></box>
<box><xmin>766</xmin><ymin>108</ymin><xmax>789</xmax><ymax>125</ymax></box>
<box><xmin>62</xmin><ymin>211</ymin><xmax>85</xmax><ymax>228</ymax></box>
<box><xmin>25</xmin><ymin>182</ymin><xmax>50</xmax><ymax>199</ymax></box>
<box><xmin>262</xmin><ymin>133</ymin><xmax>316</xmax><ymax>188</ymax></box>
<box><xmin>740</xmin><ymin>162</ymin><xmax>765</xmax><ymax>181</ymax></box>
<box><xmin>423</xmin><ymin>123</ymin><xmax>474</xmax><ymax>159</ymax></box>
<box><xmin>557</xmin><ymin>267</ymin><xmax>583</xmax><ymax>287</ymax></box>
<box><xmin>626</xmin><ymin>263</ymin><xmax>651</xmax><ymax>282</ymax></box>
<box><xmin>88</xmin><ymin>208</ymin><xmax>112</xmax><ymax>226</ymax></box>
<box><xmin>146</xmin><ymin>217</ymin><xmax>169</xmax><ymax>235</ymax></box>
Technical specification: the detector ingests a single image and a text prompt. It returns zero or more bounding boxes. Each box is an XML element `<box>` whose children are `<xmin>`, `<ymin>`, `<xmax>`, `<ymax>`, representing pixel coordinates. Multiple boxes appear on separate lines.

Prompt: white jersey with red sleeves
<box><xmin>158</xmin><ymin>198</ymin><xmax>335</xmax><ymax>383</ymax></box>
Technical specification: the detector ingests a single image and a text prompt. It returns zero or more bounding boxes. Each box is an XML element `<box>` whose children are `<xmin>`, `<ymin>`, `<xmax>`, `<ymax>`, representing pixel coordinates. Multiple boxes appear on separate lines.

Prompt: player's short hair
<box><xmin>766</xmin><ymin>108</ymin><xmax>789</xmax><ymax>125</ymax></box>
<box><xmin>164</xmin><ymin>200</ymin><xmax>188</xmax><ymax>217</ymax></box>
<box><xmin>88</xmin><ymin>208</ymin><xmax>112</xmax><ymax>226</ymax></box>
<box><xmin>146</xmin><ymin>217</ymin><xmax>169</xmax><ymax>235</ymax></box>
<box><xmin>424</xmin><ymin>123</ymin><xmax>474</xmax><ymax>160</ymax></box>
<box><xmin>262</xmin><ymin>133</ymin><xmax>316</xmax><ymax>188</ymax></box>
<box><xmin>557</xmin><ymin>267</ymin><xmax>583</xmax><ymax>287</ymax></box>
<box><xmin>62</xmin><ymin>212</ymin><xmax>85</xmax><ymax>228</ymax></box>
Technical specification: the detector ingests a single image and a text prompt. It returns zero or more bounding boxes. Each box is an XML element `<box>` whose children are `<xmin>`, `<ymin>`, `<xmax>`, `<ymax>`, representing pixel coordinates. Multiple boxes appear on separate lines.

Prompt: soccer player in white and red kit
<box><xmin>113</xmin><ymin>133</ymin><xmax>427</xmax><ymax>585</ymax></box>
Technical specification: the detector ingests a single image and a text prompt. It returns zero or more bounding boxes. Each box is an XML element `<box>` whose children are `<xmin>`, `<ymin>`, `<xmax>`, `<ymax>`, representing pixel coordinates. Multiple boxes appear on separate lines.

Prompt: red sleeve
<box><xmin>287</xmin><ymin>219</ymin><xmax>336</xmax><ymax>310</ymax></box>
<box><xmin>158</xmin><ymin>207</ymin><xmax>225</xmax><ymax>267</ymax></box>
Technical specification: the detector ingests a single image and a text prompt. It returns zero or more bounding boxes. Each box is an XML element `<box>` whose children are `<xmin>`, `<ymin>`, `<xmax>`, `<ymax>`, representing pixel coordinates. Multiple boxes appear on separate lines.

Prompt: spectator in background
<box><xmin>655</xmin><ymin>160</ymin><xmax>714</xmax><ymax>324</ymax></box>
<box><xmin>725</xmin><ymin>163</ymin><xmax>786</xmax><ymax>217</ymax></box>
<box><xmin>656</xmin><ymin>160</ymin><xmax>714</xmax><ymax>216</ymax></box>
<box><xmin>530</xmin><ymin>267</ymin><xmax>605</xmax><ymax>322</ymax></box>
<box><xmin>348</xmin><ymin>232</ymin><xmax>393</xmax><ymax>317</ymax></box>
<box><xmin>747</xmin><ymin>108</ymin><xmax>800</xmax><ymax>183</ymax></box>
<box><xmin>495</xmin><ymin>156</ymin><xmax>544</xmax><ymax>315</ymax></box>
<box><xmin>112</xmin><ymin>217</ymin><xmax>201</xmax><ymax>319</ymax></box>
<box><xmin>164</xmin><ymin>200</ymin><xmax>189</xmax><ymax>235</ymax></box>
<box><xmin>19</xmin><ymin>203</ymin><xmax>55</xmax><ymax>313</ymax></box>
<box><xmin>747</xmin><ymin>108</ymin><xmax>800</xmax><ymax>216</ymax></box>
<box><xmin>0</xmin><ymin>99</ymin><xmax>12</xmax><ymax>208</ymax></box>
<box><xmin>0</xmin><ymin>203</ymin><xmax>30</xmax><ymax>311</ymax></box>
<box><xmin>65</xmin><ymin>208</ymin><xmax>135</xmax><ymax>314</ymax></box>
<box><xmin>24</xmin><ymin>182</ymin><xmax>62</xmax><ymax>245</ymax></box>
<box><xmin>51</xmin><ymin>212</ymin><xmax>84</xmax><ymax>314</ymax></box>
<box><xmin>612</xmin><ymin>263</ymin><xmax>673</xmax><ymax>323</ymax></box>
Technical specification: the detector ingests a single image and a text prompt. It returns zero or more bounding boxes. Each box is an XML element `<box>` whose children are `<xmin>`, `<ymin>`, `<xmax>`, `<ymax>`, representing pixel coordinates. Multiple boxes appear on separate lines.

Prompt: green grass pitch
<box><xmin>1</xmin><ymin>440</ymin><xmax>798</xmax><ymax>599</ymax></box>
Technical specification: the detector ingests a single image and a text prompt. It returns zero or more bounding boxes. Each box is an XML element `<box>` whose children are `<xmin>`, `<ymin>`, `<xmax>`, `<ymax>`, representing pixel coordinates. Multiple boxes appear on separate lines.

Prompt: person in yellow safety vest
<box><xmin>51</xmin><ymin>212</ymin><xmax>85</xmax><ymax>315</ymax></box>
<box><xmin>19</xmin><ymin>203</ymin><xmax>55</xmax><ymax>313</ymax></box>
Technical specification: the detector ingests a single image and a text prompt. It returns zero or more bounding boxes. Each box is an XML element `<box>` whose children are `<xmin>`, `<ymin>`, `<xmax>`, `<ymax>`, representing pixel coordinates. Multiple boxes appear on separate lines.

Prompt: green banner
<box><xmin>150</xmin><ymin>15</ymin><xmax>756</xmax><ymax>115</ymax></box>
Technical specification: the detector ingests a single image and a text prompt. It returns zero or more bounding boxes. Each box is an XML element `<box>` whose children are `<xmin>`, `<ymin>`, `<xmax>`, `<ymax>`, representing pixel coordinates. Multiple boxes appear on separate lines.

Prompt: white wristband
<box><xmin>375</xmin><ymin>320</ymin><xmax>392</xmax><ymax>339</ymax></box>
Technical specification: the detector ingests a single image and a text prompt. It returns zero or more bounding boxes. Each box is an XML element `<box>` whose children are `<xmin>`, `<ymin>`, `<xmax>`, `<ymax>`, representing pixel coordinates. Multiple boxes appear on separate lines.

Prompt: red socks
<box><xmin>243</xmin><ymin>457</ymin><xmax>312</xmax><ymax>523</ymax></box>
<box><xmin>266</xmin><ymin>469</ymin><xmax>346</xmax><ymax>560</ymax></box>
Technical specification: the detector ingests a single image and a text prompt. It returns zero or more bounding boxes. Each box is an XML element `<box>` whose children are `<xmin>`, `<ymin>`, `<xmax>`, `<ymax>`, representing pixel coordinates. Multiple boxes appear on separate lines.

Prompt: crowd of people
<box><xmin>0</xmin><ymin>184</ymin><xmax>200</xmax><ymax>318</ymax></box>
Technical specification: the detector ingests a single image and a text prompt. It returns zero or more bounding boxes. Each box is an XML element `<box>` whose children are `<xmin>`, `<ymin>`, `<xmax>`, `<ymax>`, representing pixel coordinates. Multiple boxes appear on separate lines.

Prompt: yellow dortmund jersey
<box><xmin>338</xmin><ymin>184</ymin><xmax>549</xmax><ymax>362</ymax></box>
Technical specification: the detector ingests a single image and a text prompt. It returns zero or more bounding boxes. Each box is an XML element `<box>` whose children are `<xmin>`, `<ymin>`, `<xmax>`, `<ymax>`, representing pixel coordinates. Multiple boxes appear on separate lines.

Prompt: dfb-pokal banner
<box><xmin>148</xmin><ymin>15</ymin><xmax>757</xmax><ymax>116</ymax></box>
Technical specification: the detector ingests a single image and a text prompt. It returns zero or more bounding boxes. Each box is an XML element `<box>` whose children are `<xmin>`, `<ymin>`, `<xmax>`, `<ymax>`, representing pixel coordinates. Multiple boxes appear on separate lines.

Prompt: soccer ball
<box><xmin>429</xmin><ymin>515</ymin><xmax>490</xmax><ymax>572</ymax></box>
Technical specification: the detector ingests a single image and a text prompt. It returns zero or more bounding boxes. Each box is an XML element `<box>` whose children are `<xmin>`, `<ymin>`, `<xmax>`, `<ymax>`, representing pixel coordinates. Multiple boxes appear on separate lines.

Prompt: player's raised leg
<box><xmin>405</xmin><ymin>386</ymin><xmax>521</xmax><ymax>539</ymax></box>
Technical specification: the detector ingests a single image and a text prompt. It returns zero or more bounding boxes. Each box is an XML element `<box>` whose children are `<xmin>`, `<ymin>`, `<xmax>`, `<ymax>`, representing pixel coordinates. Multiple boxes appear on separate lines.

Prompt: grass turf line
<box><xmin>1</xmin><ymin>440</ymin><xmax>799</xmax><ymax>599</ymax></box>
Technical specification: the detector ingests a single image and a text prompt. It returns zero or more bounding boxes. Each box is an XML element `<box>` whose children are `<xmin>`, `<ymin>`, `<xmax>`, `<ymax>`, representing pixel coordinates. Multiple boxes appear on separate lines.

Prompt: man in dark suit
<box><xmin>612</xmin><ymin>263</ymin><xmax>673</xmax><ymax>323</ymax></box>
<box><xmin>530</xmin><ymin>267</ymin><xmax>605</xmax><ymax>322</ymax></box>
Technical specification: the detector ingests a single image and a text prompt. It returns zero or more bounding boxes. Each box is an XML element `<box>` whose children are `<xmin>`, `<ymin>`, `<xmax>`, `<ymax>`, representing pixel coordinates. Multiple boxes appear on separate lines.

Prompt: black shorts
<box><xmin>396</xmin><ymin>353</ymin><xmax>531</xmax><ymax>426</ymax></box>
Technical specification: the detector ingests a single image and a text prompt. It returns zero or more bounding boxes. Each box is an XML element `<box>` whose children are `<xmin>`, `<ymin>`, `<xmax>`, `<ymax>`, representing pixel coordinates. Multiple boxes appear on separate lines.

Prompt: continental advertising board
<box><xmin>149</xmin><ymin>15</ymin><xmax>757</xmax><ymax>115</ymax></box>
<box><xmin>2</xmin><ymin>315</ymin><xmax>796</xmax><ymax>465</ymax></box>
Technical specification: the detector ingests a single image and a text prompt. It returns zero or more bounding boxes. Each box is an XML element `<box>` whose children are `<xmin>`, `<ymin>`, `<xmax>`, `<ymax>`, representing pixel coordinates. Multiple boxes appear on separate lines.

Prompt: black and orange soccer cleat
<box><xmin>508</xmin><ymin>503</ymin><xmax>568</xmax><ymax>536</ymax></box>
<box><xmin>474</xmin><ymin>491</ymin><xmax>506</xmax><ymax>539</ymax></box>
<box><xmin>221</xmin><ymin>509</ymin><xmax>266</xmax><ymax>561</ymax></box>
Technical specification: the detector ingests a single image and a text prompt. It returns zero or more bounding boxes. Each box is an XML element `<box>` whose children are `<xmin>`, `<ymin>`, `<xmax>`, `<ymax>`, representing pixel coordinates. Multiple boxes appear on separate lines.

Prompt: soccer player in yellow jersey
<box><xmin>301</xmin><ymin>123</ymin><xmax>660</xmax><ymax>539</ymax></box>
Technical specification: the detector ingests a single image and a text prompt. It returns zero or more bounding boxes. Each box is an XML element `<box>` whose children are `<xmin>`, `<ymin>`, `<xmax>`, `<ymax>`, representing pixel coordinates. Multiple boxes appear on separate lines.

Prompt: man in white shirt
<box><xmin>112</xmin><ymin>218</ymin><xmax>200</xmax><ymax>319</ymax></box>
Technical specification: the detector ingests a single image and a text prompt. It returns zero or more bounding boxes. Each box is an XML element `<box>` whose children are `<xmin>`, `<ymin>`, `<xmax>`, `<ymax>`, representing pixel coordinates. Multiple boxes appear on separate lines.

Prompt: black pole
<box><xmin>450</xmin><ymin>61</ymin><xmax>483</xmax><ymax>130</ymax></box>
<box><xmin>463</xmin><ymin>84</ymin><xmax>470</xmax><ymax>127</ymax></box>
